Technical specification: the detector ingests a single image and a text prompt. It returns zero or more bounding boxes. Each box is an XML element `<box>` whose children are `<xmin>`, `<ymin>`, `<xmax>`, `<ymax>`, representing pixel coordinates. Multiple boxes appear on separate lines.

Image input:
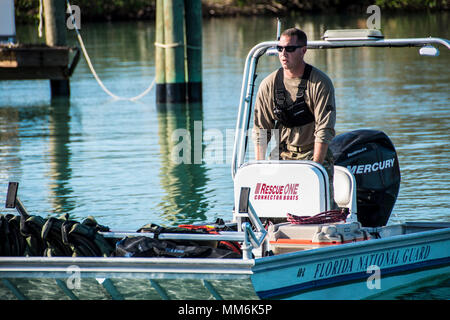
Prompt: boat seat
<box><xmin>333</xmin><ymin>165</ymin><xmax>357</xmax><ymax>215</ymax></box>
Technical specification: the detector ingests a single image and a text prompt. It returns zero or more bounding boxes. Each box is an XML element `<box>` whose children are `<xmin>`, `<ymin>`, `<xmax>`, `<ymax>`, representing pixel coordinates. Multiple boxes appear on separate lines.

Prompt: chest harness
<box><xmin>273</xmin><ymin>63</ymin><xmax>314</xmax><ymax>128</ymax></box>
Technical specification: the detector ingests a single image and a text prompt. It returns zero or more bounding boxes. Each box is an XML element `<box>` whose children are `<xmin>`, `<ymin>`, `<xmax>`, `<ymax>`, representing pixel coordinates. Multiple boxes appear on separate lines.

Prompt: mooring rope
<box><xmin>38</xmin><ymin>0</ymin><xmax>44</xmax><ymax>38</ymax></box>
<box><xmin>65</xmin><ymin>0</ymin><xmax>155</xmax><ymax>101</ymax></box>
<box><xmin>154</xmin><ymin>42</ymin><xmax>182</xmax><ymax>49</ymax></box>
<box><xmin>154</xmin><ymin>42</ymin><xmax>201</xmax><ymax>50</ymax></box>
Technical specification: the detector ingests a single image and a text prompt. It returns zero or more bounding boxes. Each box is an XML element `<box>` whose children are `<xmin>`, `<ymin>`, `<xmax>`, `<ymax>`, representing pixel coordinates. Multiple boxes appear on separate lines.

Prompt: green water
<box><xmin>0</xmin><ymin>12</ymin><xmax>449</xmax><ymax>299</ymax></box>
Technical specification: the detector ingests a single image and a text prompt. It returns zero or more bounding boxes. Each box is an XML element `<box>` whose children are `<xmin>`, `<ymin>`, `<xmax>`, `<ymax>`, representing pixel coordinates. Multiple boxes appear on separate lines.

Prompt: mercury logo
<box><xmin>347</xmin><ymin>158</ymin><xmax>395</xmax><ymax>175</ymax></box>
<box><xmin>254</xmin><ymin>183</ymin><xmax>299</xmax><ymax>200</ymax></box>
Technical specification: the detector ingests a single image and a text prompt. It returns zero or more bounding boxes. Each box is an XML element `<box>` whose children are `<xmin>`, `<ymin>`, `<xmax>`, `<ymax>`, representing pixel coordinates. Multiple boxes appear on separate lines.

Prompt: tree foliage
<box><xmin>13</xmin><ymin>0</ymin><xmax>448</xmax><ymax>24</ymax></box>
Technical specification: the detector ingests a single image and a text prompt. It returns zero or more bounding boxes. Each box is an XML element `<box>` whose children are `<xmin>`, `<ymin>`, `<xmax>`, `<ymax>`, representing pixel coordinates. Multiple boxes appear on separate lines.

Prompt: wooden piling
<box><xmin>155</xmin><ymin>0</ymin><xmax>202</xmax><ymax>103</ymax></box>
<box><xmin>163</xmin><ymin>0</ymin><xmax>186</xmax><ymax>103</ymax></box>
<box><xmin>43</xmin><ymin>0</ymin><xmax>70</xmax><ymax>98</ymax></box>
<box><xmin>185</xmin><ymin>0</ymin><xmax>202</xmax><ymax>102</ymax></box>
<box><xmin>155</xmin><ymin>0</ymin><xmax>166</xmax><ymax>103</ymax></box>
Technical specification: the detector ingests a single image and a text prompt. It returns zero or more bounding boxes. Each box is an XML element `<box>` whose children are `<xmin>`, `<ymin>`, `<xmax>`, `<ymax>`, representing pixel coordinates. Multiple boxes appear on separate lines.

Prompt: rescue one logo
<box><xmin>254</xmin><ymin>183</ymin><xmax>299</xmax><ymax>200</ymax></box>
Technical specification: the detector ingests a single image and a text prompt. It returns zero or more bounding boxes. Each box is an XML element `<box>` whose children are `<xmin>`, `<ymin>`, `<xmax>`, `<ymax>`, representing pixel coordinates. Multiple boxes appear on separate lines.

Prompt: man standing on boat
<box><xmin>252</xmin><ymin>27</ymin><xmax>337</xmax><ymax>207</ymax></box>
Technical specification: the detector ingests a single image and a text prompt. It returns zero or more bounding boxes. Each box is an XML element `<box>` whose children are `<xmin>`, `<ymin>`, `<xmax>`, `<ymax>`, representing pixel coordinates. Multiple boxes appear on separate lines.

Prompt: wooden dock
<box><xmin>0</xmin><ymin>0</ymin><xmax>80</xmax><ymax>97</ymax></box>
<box><xmin>0</xmin><ymin>44</ymin><xmax>80</xmax><ymax>81</ymax></box>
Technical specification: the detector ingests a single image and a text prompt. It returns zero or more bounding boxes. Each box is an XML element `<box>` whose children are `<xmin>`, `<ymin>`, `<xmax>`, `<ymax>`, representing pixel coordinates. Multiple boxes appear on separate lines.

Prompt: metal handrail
<box><xmin>231</xmin><ymin>41</ymin><xmax>275</xmax><ymax>179</ymax></box>
<box><xmin>241</xmin><ymin>223</ymin><xmax>266</xmax><ymax>260</ymax></box>
<box><xmin>231</xmin><ymin>36</ymin><xmax>450</xmax><ymax>179</ymax></box>
<box><xmin>102</xmin><ymin>209</ymin><xmax>268</xmax><ymax>261</ymax></box>
<box><xmin>101</xmin><ymin>201</ymin><xmax>268</xmax><ymax>260</ymax></box>
<box><xmin>100</xmin><ymin>231</ymin><xmax>246</xmax><ymax>242</ymax></box>
<box><xmin>308</xmin><ymin>37</ymin><xmax>450</xmax><ymax>49</ymax></box>
<box><xmin>239</xmin><ymin>198</ymin><xmax>268</xmax><ymax>259</ymax></box>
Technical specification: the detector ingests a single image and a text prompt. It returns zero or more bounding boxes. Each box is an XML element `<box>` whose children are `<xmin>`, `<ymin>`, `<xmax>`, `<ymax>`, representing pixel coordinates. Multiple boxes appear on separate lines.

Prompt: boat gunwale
<box><xmin>252</xmin><ymin>223</ymin><xmax>450</xmax><ymax>272</ymax></box>
<box><xmin>1</xmin><ymin>223</ymin><xmax>448</xmax><ymax>276</ymax></box>
<box><xmin>0</xmin><ymin>256</ymin><xmax>255</xmax><ymax>279</ymax></box>
<box><xmin>251</xmin><ymin>225</ymin><xmax>450</xmax><ymax>299</ymax></box>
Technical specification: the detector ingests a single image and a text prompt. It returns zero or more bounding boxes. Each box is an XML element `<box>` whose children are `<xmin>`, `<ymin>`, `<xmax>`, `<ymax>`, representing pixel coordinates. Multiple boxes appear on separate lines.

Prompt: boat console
<box><xmin>228</xmin><ymin>28</ymin><xmax>439</xmax><ymax>257</ymax></box>
<box><xmin>232</xmin><ymin>159</ymin><xmax>363</xmax><ymax>256</ymax></box>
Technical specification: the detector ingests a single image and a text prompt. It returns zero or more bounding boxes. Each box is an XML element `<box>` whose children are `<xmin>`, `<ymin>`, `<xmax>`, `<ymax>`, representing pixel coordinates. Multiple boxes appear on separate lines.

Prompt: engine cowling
<box><xmin>330</xmin><ymin>130</ymin><xmax>401</xmax><ymax>227</ymax></box>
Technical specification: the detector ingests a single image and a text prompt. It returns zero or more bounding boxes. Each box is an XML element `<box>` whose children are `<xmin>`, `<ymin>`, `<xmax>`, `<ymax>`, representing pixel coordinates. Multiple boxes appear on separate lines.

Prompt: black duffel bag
<box><xmin>114</xmin><ymin>236</ymin><xmax>241</xmax><ymax>259</ymax></box>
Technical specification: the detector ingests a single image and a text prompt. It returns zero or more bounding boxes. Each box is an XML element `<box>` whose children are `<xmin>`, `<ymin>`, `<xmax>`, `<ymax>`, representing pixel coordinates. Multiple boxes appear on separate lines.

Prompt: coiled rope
<box><xmin>65</xmin><ymin>0</ymin><xmax>155</xmax><ymax>101</ymax></box>
<box><xmin>287</xmin><ymin>208</ymin><xmax>349</xmax><ymax>225</ymax></box>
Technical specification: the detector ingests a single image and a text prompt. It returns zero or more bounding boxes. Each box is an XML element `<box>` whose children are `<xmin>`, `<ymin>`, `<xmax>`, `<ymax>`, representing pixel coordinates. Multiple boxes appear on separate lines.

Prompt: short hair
<box><xmin>281</xmin><ymin>28</ymin><xmax>307</xmax><ymax>47</ymax></box>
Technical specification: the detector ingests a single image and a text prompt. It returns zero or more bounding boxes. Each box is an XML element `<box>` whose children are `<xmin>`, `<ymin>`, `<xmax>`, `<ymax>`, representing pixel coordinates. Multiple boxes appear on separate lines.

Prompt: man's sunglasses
<box><xmin>276</xmin><ymin>45</ymin><xmax>303</xmax><ymax>53</ymax></box>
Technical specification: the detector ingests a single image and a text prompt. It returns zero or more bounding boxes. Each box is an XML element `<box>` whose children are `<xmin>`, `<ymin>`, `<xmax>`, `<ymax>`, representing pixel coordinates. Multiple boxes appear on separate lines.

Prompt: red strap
<box><xmin>177</xmin><ymin>224</ymin><xmax>218</xmax><ymax>234</ymax></box>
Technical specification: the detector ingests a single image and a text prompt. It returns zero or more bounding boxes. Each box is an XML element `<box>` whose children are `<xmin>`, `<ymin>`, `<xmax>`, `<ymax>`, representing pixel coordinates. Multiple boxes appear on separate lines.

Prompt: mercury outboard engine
<box><xmin>330</xmin><ymin>130</ymin><xmax>401</xmax><ymax>227</ymax></box>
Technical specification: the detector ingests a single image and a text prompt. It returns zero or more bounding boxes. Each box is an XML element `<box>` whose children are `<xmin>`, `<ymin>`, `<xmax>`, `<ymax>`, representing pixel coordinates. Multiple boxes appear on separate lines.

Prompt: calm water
<box><xmin>0</xmin><ymin>13</ymin><xmax>449</xmax><ymax>299</ymax></box>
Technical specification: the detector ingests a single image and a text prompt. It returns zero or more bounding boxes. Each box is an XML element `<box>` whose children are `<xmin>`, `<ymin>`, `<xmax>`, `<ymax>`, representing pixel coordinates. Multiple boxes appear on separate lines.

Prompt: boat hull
<box><xmin>0</xmin><ymin>224</ymin><xmax>449</xmax><ymax>300</ymax></box>
<box><xmin>251</xmin><ymin>226</ymin><xmax>450</xmax><ymax>299</ymax></box>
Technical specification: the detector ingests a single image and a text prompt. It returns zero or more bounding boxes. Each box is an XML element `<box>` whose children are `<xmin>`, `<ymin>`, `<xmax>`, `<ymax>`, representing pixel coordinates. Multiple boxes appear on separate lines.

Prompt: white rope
<box><xmin>38</xmin><ymin>0</ymin><xmax>43</xmax><ymax>38</ymax></box>
<box><xmin>154</xmin><ymin>41</ymin><xmax>182</xmax><ymax>48</ymax></box>
<box><xmin>66</xmin><ymin>0</ymin><xmax>155</xmax><ymax>101</ymax></box>
<box><xmin>155</xmin><ymin>42</ymin><xmax>201</xmax><ymax>50</ymax></box>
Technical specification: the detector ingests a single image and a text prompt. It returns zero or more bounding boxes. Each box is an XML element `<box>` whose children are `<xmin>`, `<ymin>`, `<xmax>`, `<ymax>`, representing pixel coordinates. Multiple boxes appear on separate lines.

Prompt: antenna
<box><xmin>276</xmin><ymin>18</ymin><xmax>281</xmax><ymax>40</ymax></box>
<box><xmin>265</xmin><ymin>18</ymin><xmax>282</xmax><ymax>56</ymax></box>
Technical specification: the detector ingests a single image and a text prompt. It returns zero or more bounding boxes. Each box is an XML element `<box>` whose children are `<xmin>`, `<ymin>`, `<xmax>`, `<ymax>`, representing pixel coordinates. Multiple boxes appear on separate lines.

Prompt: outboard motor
<box><xmin>329</xmin><ymin>130</ymin><xmax>401</xmax><ymax>227</ymax></box>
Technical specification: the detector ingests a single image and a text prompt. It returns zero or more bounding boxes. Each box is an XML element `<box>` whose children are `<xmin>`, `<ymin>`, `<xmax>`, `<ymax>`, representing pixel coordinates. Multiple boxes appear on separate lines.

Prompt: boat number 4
<box><xmin>297</xmin><ymin>267</ymin><xmax>306</xmax><ymax>278</ymax></box>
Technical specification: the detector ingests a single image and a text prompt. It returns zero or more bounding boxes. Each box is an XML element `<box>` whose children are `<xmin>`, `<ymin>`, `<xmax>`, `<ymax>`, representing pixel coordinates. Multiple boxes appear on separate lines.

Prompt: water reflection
<box><xmin>156</xmin><ymin>103</ymin><xmax>210</xmax><ymax>224</ymax></box>
<box><xmin>0</xmin><ymin>12</ymin><xmax>448</xmax><ymax>227</ymax></box>
<box><xmin>0</xmin><ymin>103</ymin><xmax>56</xmax><ymax>215</ymax></box>
<box><xmin>48</xmin><ymin>98</ymin><xmax>75</xmax><ymax>214</ymax></box>
<box><xmin>0</xmin><ymin>12</ymin><xmax>447</xmax><ymax>300</ymax></box>
<box><xmin>0</xmin><ymin>106</ymin><xmax>21</xmax><ymax>183</ymax></box>
<box><xmin>0</xmin><ymin>99</ymin><xmax>75</xmax><ymax>216</ymax></box>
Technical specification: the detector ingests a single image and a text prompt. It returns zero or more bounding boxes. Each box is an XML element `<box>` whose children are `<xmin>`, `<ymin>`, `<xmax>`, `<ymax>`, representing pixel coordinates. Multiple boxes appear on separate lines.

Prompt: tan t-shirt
<box><xmin>252</xmin><ymin>65</ymin><xmax>336</xmax><ymax>149</ymax></box>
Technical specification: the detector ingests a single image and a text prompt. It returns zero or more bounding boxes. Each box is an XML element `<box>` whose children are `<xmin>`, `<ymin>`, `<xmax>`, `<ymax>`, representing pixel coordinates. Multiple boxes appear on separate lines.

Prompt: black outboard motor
<box><xmin>329</xmin><ymin>130</ymin><xmax>401</xmax><ymax>227</ymax></box>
